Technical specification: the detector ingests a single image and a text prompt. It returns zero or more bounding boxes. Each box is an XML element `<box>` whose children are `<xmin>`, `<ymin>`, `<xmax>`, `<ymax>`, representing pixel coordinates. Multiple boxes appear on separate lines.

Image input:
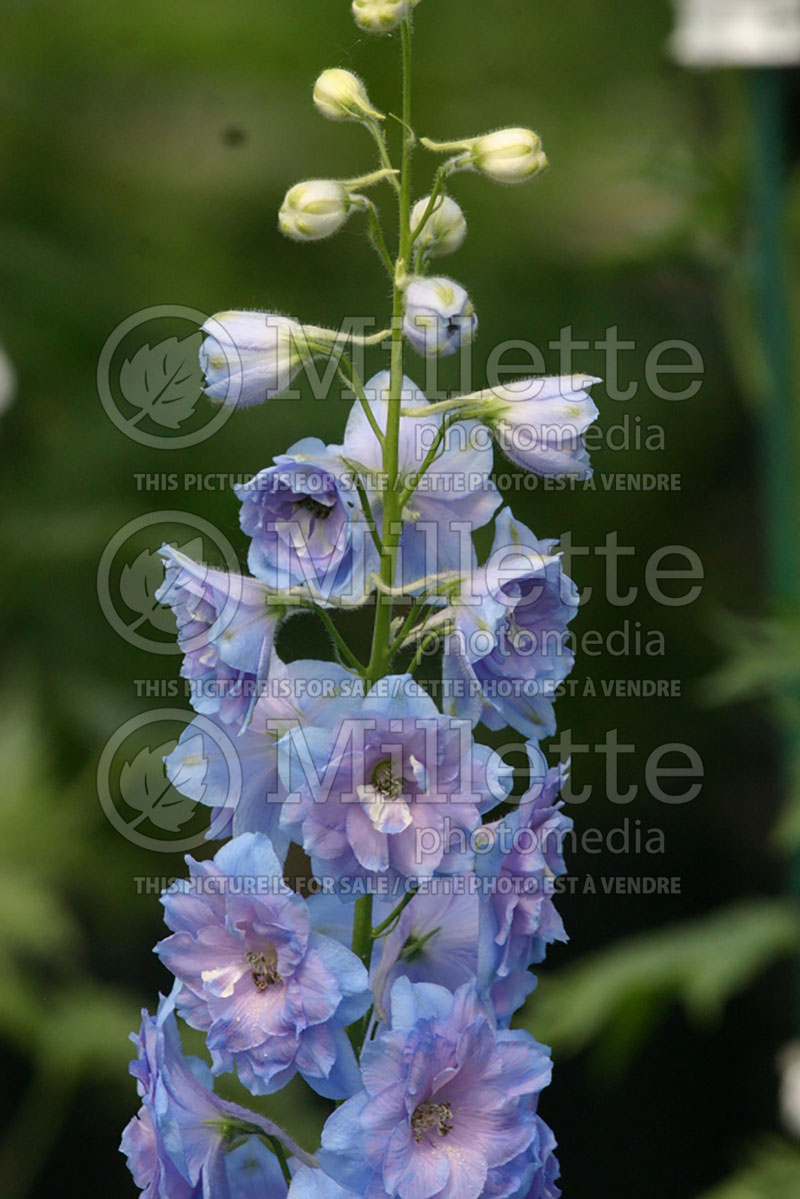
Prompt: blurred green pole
<box><xmin>749</xmin><ymin>69</ymin><xmax>798</xmax><ymax>599</ymax></box>
<box><xmin>748</xmin><ymin>69</ymin><xmax>800</xmax><ymax>988</ymax></box>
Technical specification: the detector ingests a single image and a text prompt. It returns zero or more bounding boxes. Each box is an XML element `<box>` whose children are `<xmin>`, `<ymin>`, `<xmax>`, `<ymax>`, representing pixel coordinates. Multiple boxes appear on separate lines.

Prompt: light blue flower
<box><xmin>164</xmin><ymin>656</ymin><xmax>360</xmax><ymax>859</ymax></box>
<box><xmin>279</xmin><ymin>675</ymin><xmax>511</xmax><ymax>896</ymax></box>
<box><xmin>120</xmin><ymin>991</ymin><xmax>307</xmax><ymax>1199</ymax></box>
<box><xmin>156</xmin><ymin>833</ymin><xmax>371</xmax><ymax>1100</ymax></box>
<box><xmin>289</xmin><ymin>1165</ymin><xmax>358</xmax><ymax>1199</ymax></box>
<box><xmin>443</xmin><ymin>507</ymin><xmax>579</xmax><ymax>740</ymax></box>
<box><xmin>236</xmin><ymin>438</ymin><xmax>374</xmax><ymax>605</ymax></box>
<box><xmin>370</xmin><ymin>882</ymin><xmax>536</xmax><ymax>1029</ymax></box>
<box><xmin>481</xmin><ymin>374</ymin><xmax>600</xmax><ymax>478</ymax></box>
<box><xmin>370</xmin><ymin>884</ymin><xmax>483</xmax><ymax>1020</ymax></box>
<box><xmin>157</xmin><ymin>546</ymin><xmax>283</xmax><ymax>728</ymax></box>
<box><xmin>403</xmin><ymin>276</ymin><xmax>477</xmax><ymax>357</ymax></box>
<box><xmin>477</xmin><ymin>754</ymin><xmax>571</xmax><ymax>987</ymax></box>
<box><xmin>318</xmin><ymin>977</ymin><xmax>553</xmax><ymax>1199</ymax></box>
<box><xmin>342</xmin><ymin>372</ymin><xmax>500</xmax><ymax>588</ymax></box>
<box><xmin>200</xmin><ymin>311</ymin><xmax>314</xmax><ymax>408</ymax></box>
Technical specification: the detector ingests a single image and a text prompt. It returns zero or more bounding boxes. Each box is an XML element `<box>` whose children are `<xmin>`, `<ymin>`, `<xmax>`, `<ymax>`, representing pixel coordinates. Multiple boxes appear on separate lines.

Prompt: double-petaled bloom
<box><xmin>443</xmin><ymin>508</ymin><xmax>579</xmax><ymax>741</ymax></box>
<box><xmin>156</xmin><ymin>833</ymin><xmax>372</xmax><ymax>1099</ymax></box>
<box><xmin>157</xmin><ymin>545</ymin><xmax>283</xmax><ymax>727</ymax></box>
<box><xmin>120</xmin><ymin>991</ymin><xmax>310</xmax><ymax>1199</ymax></box>
<box><xmin>278</xmin><ymin>675</ymin><xmax>511</xmax><ymax>894</ymax></box>
<box><xmin>236</xmin><ymin>438</ymin><xmax>374</xmax><ymax>605</ymax></box>
<box><xmin>317</xmin><ymin>978</ymin><xmax>556</xmax><ymax>1199</ymax></box>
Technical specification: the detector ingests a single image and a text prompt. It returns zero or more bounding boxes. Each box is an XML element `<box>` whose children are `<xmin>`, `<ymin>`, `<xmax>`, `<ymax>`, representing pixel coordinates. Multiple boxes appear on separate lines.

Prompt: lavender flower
<box><xmin>289</xmin><ymin>1165</ymin><xmax>357</xmax><ymax>1199</ymax></box>
<box><xmin>120</xmin><ymin>992</ymin><xmax>311</xmax><ymax>1199</ymax></box>
<box><xmin>157</xmin><ymin>546</ymin><xmax>283</xmax><ymax>728</ymax></box>
<box><xmin>236</xmin><ymin>438</ymin><xmax>373</xmax><ymax>605</ymax></box>
<box><xmin>318</xmin><ymin>977</ymin><xmax>553</xmax><ymax>1199</ymax></box>
<box><xmin>279</xmin><ymin>675</ymin><xmax>511</xmax><ymax>894</ymax></box>
<box><xmin>443</xmin><ymin>507</ymin><xmax>579</xmax><ymax>740</ymax></box>
<box><xmin>163</xmin><ymin>656</ymin><xmax>360</xmax><ymax>857</ymax></box>
<box><xmin>371</xmin><ymin>881</ymin><xmax>536</xmax><ymax>1028</ymax></box>
<box><xmin>370</xmin><ymin>886</ymin><xmax>480</xmax><ymax>1019</ymax></box>
<box><xmin>156</xmin><ymin>833</ymin><xmax>371</xmax><ymax>1099</ymax></box>
<box><xmin>342</xmin><ymin>372</ymin><xmax>499</xmax><ymax>587</ymax></box>
<box><xmin>477</xmin><ymin>755</ymin><xmax>571</xmax><ymax>986</ymax></box>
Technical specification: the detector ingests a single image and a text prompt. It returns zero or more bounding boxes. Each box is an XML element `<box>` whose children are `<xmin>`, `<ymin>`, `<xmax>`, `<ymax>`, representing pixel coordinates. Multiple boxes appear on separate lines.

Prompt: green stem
<box><xmin>263</xmin><ymin>1135</ymin><xmax>293</xmax><ymax>1186</ymax></box>
<box><xmin>387</xmin><ymin>595</ymin><xmax>429</xmax><ymax>658</ymax></box>
<box><xmin>397</xmin><ymin>416</ymin><xmax>453</xmax><ymax>511</ymax></box>
<box><xmin>364</xmin><ymin>12</ymin><xmax>414</xmax><ymax>690</ymax></box>
<box><xmin>408</xmin><ymin>164</ymin><xmax>450</xmax><ymax>246</ymax></box>
<box><xmin>311</xmin><ymin>605</ymin><xmax>366</xmax><ymax>674</ymax></box>
<box><xmin>347</xmin><ymin>466</ymin><xmax>384</xmax><ymax>555</ymax></box>
<box><xmin>338</xmin><ymin>361</ymin><xmax>385</xmax><ymax>449</ymax></box>
<box><xmin>367</xmin><ymin>119</ymin><xmax>401</xmax><ymax>193</ymax></box>
<box><xmin>364</xmin><ymin>201</ymin><xmax>396</xmax><ymax>277</ymax></box>
<box><xmin>351</xmin><ymin>13</ymin><xmax>415</xmax><ymax>1056</ymax></box>
<box><xmin>408</xmin><ymin>631</ymin><xmax>439</xmax><ymax>674</ymax></box>
<box><xmin>371</xmin><ymin>885</ymin><xmax>418</xmax><ymax>938</ymax></box>
<box><xmin>352</xmin><ymin>892</ymin><xmax>374</xmax><ymax>972</ymax></box>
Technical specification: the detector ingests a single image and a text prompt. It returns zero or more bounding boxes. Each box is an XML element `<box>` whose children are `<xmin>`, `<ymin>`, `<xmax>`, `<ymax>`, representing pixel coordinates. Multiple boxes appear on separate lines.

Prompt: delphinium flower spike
<box><xmin>122</xmin><ymin>4</ymin><xmax>600</xmax><ymax>1196</ymax></box>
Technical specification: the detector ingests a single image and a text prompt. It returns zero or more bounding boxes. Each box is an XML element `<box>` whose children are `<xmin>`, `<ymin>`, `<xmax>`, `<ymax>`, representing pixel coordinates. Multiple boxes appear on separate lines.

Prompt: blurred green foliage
<box><xmin>0</xmin><ymin>0</ymin><xmax>798</xmax><ymax>1196</ymax></box>
<box><xmin>700</xmin><ymin>1141</ymin><xmax>800</xmax><ymax>1198</ymax></box>
<box><xmin>524</xmin><ymin>900</ymin><xmax>800</xmax><ymax>1074</ymax></box>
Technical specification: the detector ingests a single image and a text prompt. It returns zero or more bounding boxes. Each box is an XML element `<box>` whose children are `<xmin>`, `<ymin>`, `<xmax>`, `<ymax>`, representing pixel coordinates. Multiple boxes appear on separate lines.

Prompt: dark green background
<box><xmin>0</xmin><ymin>0</ymin><xmax>796</xmax><ymax>1195</ymax></box>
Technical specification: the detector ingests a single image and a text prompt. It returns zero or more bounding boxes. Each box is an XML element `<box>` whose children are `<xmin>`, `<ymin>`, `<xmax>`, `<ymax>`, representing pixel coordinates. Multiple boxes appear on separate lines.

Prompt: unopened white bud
<box><xmin>313</xmin><ymin>69</ymin><xmax>384</xmax><ymax>122</ymax></box>
<box><xmin>403</xmin><ymin>276</ymin><xmax>477</xmax><ymax>358</ymax></box>
<box><xmin>470</xmin><ymin>128</ymin><xmax>547</xmax><ymax>183</ymax></box>
<box><xmin>279</xmin><ymin>180</ymin><xmax>353</xmax><ymax>242</ymax></box>
<box><xmin>352</xmin><ymin>0</ymin><xmax>408</xmax><ymax>33</ymax></box>
<box><xmin>410</xmin><ymin>194</ymin><xmax>467</xmax><ymax>257</ymax></box>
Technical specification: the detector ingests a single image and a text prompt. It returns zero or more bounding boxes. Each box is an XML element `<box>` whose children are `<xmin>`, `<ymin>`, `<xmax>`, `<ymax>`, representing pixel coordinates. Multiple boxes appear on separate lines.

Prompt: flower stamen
<box><xmin>247</xmin><ymin>946</ymin><xmax>282</xmax><ymax>991</ymax></box>
<box><xmin>411</xmin><ymin>1100</ymin><xmax>454</xmax><ymax>1143</ymax></box>
<box><xmin>297</xmin><ymin>496</ymin><xmax>332</xmax><ymax>520</ymax></box>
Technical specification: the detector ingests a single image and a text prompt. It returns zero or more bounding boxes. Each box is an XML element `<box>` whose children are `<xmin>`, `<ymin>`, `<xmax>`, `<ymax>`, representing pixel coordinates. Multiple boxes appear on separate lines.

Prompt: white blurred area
<box><xmin>0</xmin><ymin>344</ymin><xmax>16</xmax><ymax>417</ymax></box>
<box><xmin>671</xmin><ymin>0</ymin><xmax>800</xmax><ymax>66</ymax></box>
<box><xmin>779</xmin><ymin>1042</ymin><xmax>800</xmax><ymax>1139</ymax></box>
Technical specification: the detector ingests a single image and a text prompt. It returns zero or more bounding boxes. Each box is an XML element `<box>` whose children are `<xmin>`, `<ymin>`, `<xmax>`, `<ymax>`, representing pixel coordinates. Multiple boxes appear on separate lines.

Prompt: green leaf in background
<box><xmin>521</xmin><ymin>901</ymin><xmax>800</xmax><ymax>1071</ymax></box>
<box><xmin>703</xmin><ymin>613</ymin><xmax>800</xmax><ymax>850</ymax></box>
<box><xmin>698</xmin><ymin>1139</ymin><xmax>800</xmax><ymax>1198</ymax></box>
<box><xmin>703</xmin><ymin>612</ymin><xmax>800</xmax><ymax>708</ymax></box>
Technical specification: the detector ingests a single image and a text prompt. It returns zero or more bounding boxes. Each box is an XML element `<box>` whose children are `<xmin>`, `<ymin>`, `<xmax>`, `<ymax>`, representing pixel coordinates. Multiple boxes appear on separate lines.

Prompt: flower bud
<box><xmin>403</xmin><ymin>276</ymin><xmax>477</xmax><ymax>358</ymax></box>
<box><xmin>410</xmin><ymin>194</ymin><xmax>467</xmax><ymax>257</ymax></box>
<box><xmin>199</xmin><ymin>311</ymin><xmax>316</xmax><ymax>408</ymax></box>
<box><xmin>470</xmin><ymin>128</ymin><xmax>547</xmax><ymax>183</ymax></box>
<box><xmin>279</xmin><ymin>180</ymin><xmax>353</xmax><ymax>242</ymax></box>
<box><xmin>352</xmin><ymin>0</ymin><xmax>408</xmax><ymax>33</ymax></box>
<box><xmin>477</xmin><ymin>375</ymin><xmax>601</xmax><ymax>477</ymax></box>
<box><xmin>313</xmin><ymin>68</ymin><xmax>384</xmax><ymax>122</ymax></box>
